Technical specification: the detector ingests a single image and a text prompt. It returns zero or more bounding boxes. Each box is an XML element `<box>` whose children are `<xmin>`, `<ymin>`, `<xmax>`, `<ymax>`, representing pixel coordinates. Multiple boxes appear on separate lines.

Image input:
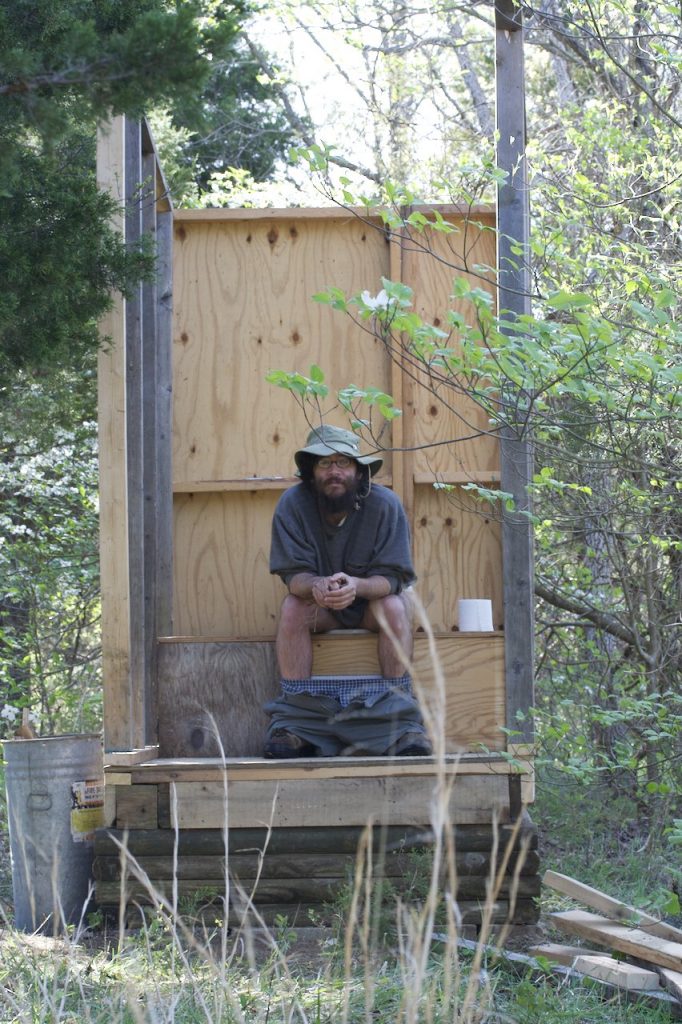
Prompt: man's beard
<box><xmin>314</xmin><ymin>478</ymin><xmax>359</xmax><ymax>516</ymax></box>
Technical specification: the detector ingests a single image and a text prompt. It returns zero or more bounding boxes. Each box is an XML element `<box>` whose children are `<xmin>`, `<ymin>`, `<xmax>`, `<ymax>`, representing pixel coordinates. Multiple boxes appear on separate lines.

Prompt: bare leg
<box><xmin>361</xmin><ymin>593</ymin><xmax>414</xmax><ymax>678</ymax></box>
<box><xmin>275</xmin><ymin>595</ymin><xmax>338</xmax><ymax>678</ymax></box>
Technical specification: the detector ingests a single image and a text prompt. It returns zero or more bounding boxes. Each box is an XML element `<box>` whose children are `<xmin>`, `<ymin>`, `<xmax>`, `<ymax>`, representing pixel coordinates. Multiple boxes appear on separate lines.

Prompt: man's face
<box><xmin>312</xmin><ymin>455</ymin><xmax>361</xmax><ymax>512</ymax></box>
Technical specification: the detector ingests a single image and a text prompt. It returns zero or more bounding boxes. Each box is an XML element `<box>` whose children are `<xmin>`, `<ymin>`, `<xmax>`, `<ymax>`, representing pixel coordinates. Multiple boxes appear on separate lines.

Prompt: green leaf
<box><xmin>545</xmin><ymin>291</ymin><xmax>595</xmax><ymax>310</ymax></box>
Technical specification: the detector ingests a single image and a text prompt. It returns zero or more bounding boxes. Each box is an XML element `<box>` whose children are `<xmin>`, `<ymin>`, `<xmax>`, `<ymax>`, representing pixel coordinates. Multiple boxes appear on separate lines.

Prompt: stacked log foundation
<box><xmin>94</xmin><ymin>820</ymin><xmax>539</xmax><ymax>931</ymax></box>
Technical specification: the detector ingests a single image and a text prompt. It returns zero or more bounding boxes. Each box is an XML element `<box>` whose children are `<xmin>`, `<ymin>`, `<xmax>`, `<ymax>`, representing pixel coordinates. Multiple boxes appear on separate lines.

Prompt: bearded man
<box><xmin>264</xmin><ymin>424</ymin><xmax>432</xmax><ymax>759</ymax></box>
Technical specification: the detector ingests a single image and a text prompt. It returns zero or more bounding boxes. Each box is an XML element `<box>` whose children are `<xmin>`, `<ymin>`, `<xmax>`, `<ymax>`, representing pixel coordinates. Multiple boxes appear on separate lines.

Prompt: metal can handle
<box><xmin>27</xmin><ymin>792</ymin><xmax>52</xmax><ymax>812</ymax></box>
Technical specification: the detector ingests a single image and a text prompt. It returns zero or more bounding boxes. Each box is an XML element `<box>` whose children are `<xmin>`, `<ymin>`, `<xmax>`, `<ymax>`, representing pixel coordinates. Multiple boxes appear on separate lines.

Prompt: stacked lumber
<box><xmin>531</xmin><ymin>870</ymin><xmax>682</xmax><ymax>1010</ymax></box>
<box><xmin>93</xmin><ymin>822</ymin><xmax>540</xmax><ymax>928</ymax></box>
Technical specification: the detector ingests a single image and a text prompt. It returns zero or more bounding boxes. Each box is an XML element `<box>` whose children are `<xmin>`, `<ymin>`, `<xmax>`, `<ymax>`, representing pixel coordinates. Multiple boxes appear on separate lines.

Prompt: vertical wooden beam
<box><xmin>388</xmin><ymin>224</ymin><xmax>407</xmax><ymax>511</ymax></box>
<box><xmin>98</xmin><ymin>117</ymin><xmax>174</xmax><ymax>751</ymax></box>
<box><xmin>154</xmin><ymin>209</ymin><xmax>174</xmax><ymax>641</ymax></box>
<box><xmin>97</xmin><ymin>117</ymin><xmax>134</xmax><ymax>751</ymax></box>
<box><xmin>495</xmin><ymin>1</ymin><xmax>535</xmax><ymax>744</ymax></box>
<box><xmin>124</xmin><ymin>118</ymin><xmax>148</xmax><ymax>749</ymax></box>
<box><xmin>141</xmin><ymin>143</ymin><xmax>159</xmax><ymax>741</ymax></box>
<box><xmin>140</xmin><ymin>120</ymin><xmax>174</xmax><ymax>738</ymax></box>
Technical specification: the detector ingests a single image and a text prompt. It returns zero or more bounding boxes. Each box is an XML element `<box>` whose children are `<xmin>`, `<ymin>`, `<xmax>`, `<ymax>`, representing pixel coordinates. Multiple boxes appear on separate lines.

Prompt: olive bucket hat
<box><xmin>294</xmin><ymin>425</ymin><xmax>383</xmax><ymax>476</ymax></box>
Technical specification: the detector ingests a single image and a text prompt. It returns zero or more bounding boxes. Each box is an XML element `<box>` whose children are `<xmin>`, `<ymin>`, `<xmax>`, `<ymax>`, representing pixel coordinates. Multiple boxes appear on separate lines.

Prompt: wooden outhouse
<box><xmin>94</xmin><ymin>9</ymin><xmax>538</xmax><ymax>928</ymax></box>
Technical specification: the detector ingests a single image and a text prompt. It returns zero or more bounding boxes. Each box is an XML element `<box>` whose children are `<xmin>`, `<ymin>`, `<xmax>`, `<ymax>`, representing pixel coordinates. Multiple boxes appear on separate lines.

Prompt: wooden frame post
<box><xmin>97</xmin><ymin>116</ymin><xmax>174</xmax><ymax>751</ymax></box>
<box><xmin>495</xmin><ymin>1</ymin><xmax>535</xmax><ymax>746</ymax></box>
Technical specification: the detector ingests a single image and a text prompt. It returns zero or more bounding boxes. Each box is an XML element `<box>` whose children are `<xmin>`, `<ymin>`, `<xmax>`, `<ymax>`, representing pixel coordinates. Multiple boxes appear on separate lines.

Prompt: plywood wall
<box><xmin>171</xmin><ymin>207</ymin><xmax>500</xmax><ymax>639</ymax></box>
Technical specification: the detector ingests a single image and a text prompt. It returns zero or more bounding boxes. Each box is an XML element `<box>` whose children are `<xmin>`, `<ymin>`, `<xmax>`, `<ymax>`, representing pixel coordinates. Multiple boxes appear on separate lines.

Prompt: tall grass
<box><xmin>0</xmin><ymin>607</ymin><xmax>676</xmax><ymax>1023</ymax></box>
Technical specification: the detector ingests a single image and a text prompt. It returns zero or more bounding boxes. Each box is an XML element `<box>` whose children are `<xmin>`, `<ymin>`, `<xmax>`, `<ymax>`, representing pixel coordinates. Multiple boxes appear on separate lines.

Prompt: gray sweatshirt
<box><xmin>270</xmin><ymin>482</ymin><xmax>416</xmax><ymax>625</ymax></box>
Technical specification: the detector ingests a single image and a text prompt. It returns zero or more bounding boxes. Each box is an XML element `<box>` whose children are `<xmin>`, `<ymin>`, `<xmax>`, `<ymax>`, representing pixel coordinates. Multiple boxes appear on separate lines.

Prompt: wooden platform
<box><xmin>96</xmin><ymin>752</ymin><xmax>539</xmax><ymax>928</ymax></box>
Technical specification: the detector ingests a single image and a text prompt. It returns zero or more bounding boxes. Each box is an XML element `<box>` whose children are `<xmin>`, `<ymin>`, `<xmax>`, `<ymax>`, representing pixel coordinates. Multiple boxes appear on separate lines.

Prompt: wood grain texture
<box><xmin>124</xmin><ymin>118</ymin><xmax>149</xmax><ymax>747</ymax></box>
<box><xmin>123</xmin><ymin>753</ymin><xmax>529</xmax><ymax>784</ymax></box>
<box><xmin>528</xmin><ymin>943</ymin><xmax>599</xmax><ymax>967</ymax></box>
<box><xmin>658</xmin><ymin>967</ymin><xmax>682</xmax><ymax>1003</ymax></box>
<box><xmin>156</xmin><ymin>634</ymin><xmax>506</xmax><ymax>756</ymax></box>
<box><xmin>411</xmin><ymin>484</ymin><xmax>503</xmax><ymax>632</ymax></box>
<box><xmin>153</xmin><ymin>209</ymin><xmax>174</xmax><ymax>641</ymax></box>
<box><xmin>172</xmin><ymin>481</ymin><xmax>503</xmax><ymax>641</ymax></box>
<box><xmin>94</xmin><ymin>819</ymin><xmax>538</xmax><ymax>856</ymax></box>
<box><xmin>157</xmin><ymin>641</ymin><xmax>278</xmax><ymax>757</ymax></box>
<box><xmin>316</xmin><ymin>632</ymin><xmax>506</xmax><ymax>751</ymax></box>
<box><xmin>97</xmin><ymin>117</ymin><xmax>134</xmax><ymax>751</ymax></box>
<box><xmin>169</xmin><ymin>774</ymin><xmax>511</xmax><ymax>829</ymax></box>
<box><xmin>543</xmin><ymin>870</ymin><xmax>682</xmax><ymax>944</ymax></box>
<box><xmin>172</xmin><ymin>216</ymin><xmax>392</xmax><ymax>484</ymax></box>
<box><xmin>550</xmin><ymin>910</ymin><xmax>682</xmax><ymax>973</ymax></box>
<box><xmin>94</xmin><ymin>874</ymin><xmax>538</xmax><ymax>904</ymax></box>
<box><xmin>401</xmin><ymin>214</ymin><xmax>500</xmax><ymax>479</ymax></box>
<box><xmin>93</xmin><ymin>848</ymin><xmax>539</xmax><ymax>882</ymax></box>
<box><xmin>173</xmin><ymin>205</ymin><xmax>495</xmax><ymax>223</ymax></box>
<box><xmin>573</xmin><ymin>955</ymin><xmax>660</xmax><ymax>992</ymax></box>
<box><xmin>114</xmin><ymin>785</ymin><xmax>158</xmax><ymax>829</ymax></box>
<box><xmin>172</xmin><ymin>490</ymin><xmax>282</xmax><ymax>637</ymax></box>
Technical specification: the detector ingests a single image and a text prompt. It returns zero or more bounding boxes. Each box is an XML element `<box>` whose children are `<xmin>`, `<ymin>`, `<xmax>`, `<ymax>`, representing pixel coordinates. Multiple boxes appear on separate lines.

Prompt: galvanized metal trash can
<box><xmin>3</xmin><ymin>733</ymin><xmax>104</xmax><ymax>933</ymax></box>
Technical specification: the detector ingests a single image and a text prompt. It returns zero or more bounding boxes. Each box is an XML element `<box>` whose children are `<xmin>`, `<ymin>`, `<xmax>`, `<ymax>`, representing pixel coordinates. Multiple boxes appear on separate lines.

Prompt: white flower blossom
<box><xmin>360</xmin><ymin>288</ymin><xmax>391</xmax><ymax>311</ymax></box>
<box><xmin>1</xmin><ymin>704</ymin><xmax>19</xmax><ymax>722</ymax></box>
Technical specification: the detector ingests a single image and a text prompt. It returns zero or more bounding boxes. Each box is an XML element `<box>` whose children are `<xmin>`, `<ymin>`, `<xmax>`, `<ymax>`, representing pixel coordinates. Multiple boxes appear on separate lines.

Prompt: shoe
<box><xmin>264</xmin><ymin>729</ymin><xmax>317</xmax><ymax>759</ymax></box>
<box><xmin>388</xmin><ymin>732</ymin><xmax>433</xmax><ymax>757</ymax></box>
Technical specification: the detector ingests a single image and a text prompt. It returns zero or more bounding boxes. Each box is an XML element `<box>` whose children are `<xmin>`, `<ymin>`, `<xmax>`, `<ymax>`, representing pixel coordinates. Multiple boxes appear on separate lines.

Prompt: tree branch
<box><xmin>534</xmin><ymin>579</ymin><xmax>640</xmax><ymax>649</ymax></box>
<box><xmin>244</xmin><ymin>36</ymin><xmax>382</xmax><ymax>184</ymax></box>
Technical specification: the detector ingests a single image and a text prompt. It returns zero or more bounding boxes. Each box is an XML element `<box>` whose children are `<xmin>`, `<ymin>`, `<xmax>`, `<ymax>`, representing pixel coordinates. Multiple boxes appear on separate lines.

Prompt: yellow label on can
<box><xmin>71</xmin><ymin>778</ymin><xmax>105</xmax><ymax>842</ymax></box>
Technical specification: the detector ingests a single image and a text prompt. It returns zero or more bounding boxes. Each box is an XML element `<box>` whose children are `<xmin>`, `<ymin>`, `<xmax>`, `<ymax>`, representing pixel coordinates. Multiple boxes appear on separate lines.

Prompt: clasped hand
<box><xmin>311</xmin><ymin>573</ymin><xmax>358</xmax><ymax>610</ymax></box>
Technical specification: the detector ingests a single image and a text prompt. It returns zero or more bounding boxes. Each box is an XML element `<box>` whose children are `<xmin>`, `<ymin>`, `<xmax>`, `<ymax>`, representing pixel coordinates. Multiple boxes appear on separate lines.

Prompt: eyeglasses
<box><xmin>316</xmin><ymin>455</ymin><xmax>354</xmax><ymax>469</ymax></box>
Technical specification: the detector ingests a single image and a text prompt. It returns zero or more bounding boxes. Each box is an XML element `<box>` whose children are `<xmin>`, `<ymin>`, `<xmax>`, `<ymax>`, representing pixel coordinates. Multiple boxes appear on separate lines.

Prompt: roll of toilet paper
<box><xmin>458</xmin><ymin>599</ymin><xmax>494</xmax><ymax>632</ymax></box>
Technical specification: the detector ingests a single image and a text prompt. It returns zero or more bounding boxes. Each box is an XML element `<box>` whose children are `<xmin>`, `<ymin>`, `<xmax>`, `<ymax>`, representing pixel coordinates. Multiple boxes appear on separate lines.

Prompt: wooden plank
<box><xmin>95</xmin><ymin>852</ymin><xmax>368</xmax><ymax>882</ymax></box>
<box><xmin>95</xmin><ymin>872</ymin><xmax>538</xmax><ymax>905</ymax></box>
<box><xmin>94</xmin><ymin>820</ymin><xmax>538</xmax><ymax>857</ymax></box>
<box><xmin>173</xmin><ymin>203</ymin><xmax>495</xmax><ymax>224</ymax></box>
<box><xmin>104</xmin><ymin>746</ymin><xmax>159</xmax><ymax>768</ymax></box>
<box><xmin>658</xmin><ymin>967</ymin><xmax>682</xmax><ymax>1003</ymax></box>
<box><xmin>152</xmin><ymin>208</ymin><xmax>175</xmax><ymax>717</ymax></box>
<box><xmin>156</xmin><ymin>635</ymin><xmax>509</xmax><ymax>756</ymax></box>
<box><xmin>401</xmin><ymin>214</ymin><xmax>500</xmax><ymax>481</ymax></box>
<box><xmin>93</xmin><ymin>846</ymin><xmax>539</xmax><ymax>882</ymax></box>
<box><xmin>549</xmin><ymin>910</ymin><xmax>682</xmax><ymax>973</ymax></box>
<box><xmin>317</xmin><ymin>632</ymin><xmax>506</xmax><ymax>751</ymax></box>
<box><xmin>127</xmin><ymin>753</ymin><xmax>532</xmax><ymax>784</ymax></box>
<box><xmin>170</xmin><ymin>774</ymin><xmax>511</xmax><ymax>829</ymax></box>
<box><xmin>543</xmin><ymin>870</ymin><xmax>682</xmax><ymax>944</ymax></box>
<box><xmin>105</xmin><ymin>772</ymin><xmax>132</xmax><ymax>786</ymax></box>
<box><xmin>123</xmin><ymin>117</ymin><xmax>147</xmax><ymax>750</ymax></box>
<box><xmin>141</xmin><ymin>145</ymin><xmax>160</xmax><ymax>745</ymax></box>
<box><xmin>96</xmin><ymin>116</ymin><xmax>133</xmax><ymax>752</ymax></box>
<box><xmin>172</xmin><ymin>215</ymin><xmax>392</xmax><ymax>485</ymax></box>
<box><xmin>496</xmin><ymin>4</ymin><xmax>535</xmax><ymax>744</ymax></box>
<box><xmin>573</xmin><ymin>955</ymin><xmax>660</xmax><ymax>992</ymax></box>
<box><xmin>529</xmin><ymin>943</ymin><xmax>596</xmax><ymax>967</ymax></box>
<box><xmin>411</xmin><ymin>484</ymin><xmax>503</xmax><ymax>633</ymax></box>
<box><xmin>141</xmin><ymin>117</ymin><xmax>173</xmax><ymax>214</ymax></box>
<box><xmin>103</xmin><ymin>783</ymin><xmax>117</xmax><ymax>829</ymax></box>
<box><xmin>388</xmin><ymin>226</ymin><xmax>407</xmax><ymax>514</ymax></box>
<box><xmin>157</xmin><ymin>640</ymin><xmax>277</xmax><ymax>757</ymax></box>
<box><xmin>115</xmin><ymin>785</ymin><xmax>159</xmax><ymax>830</ymax></box>
<box><xmin>413</xmin><ymin>472</ymin><xmax>501</xmax><ymax>484</ymax></box>
<box><xmin>124</xmin><ymin>118</ymin><xmax>149</xmax><ymax>749</ymax></box>
<box><xmin>173</xmin><ymin>476</ymin><xmax>297</xmax><ymax>492</ymax></box>
<box><xmin>172</xmin><ymin>491</ymin><xmax>283</xmax><ymax>638</ymax></box>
